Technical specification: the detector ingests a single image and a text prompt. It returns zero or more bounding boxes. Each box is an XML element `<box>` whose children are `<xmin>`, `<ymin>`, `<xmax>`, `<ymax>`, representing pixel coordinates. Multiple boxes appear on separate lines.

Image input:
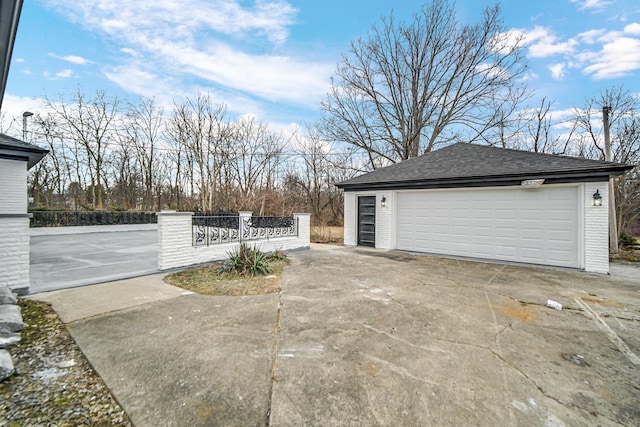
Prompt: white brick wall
<box><xmin>343</xmin><ymin>191</ymin><xmax>393</xmax><ymax>249</ymax></box>
<box><xmin>157</xmin><ymin>212</ymin><xmax>311</xmax><ymax>270</ymax></box>
<box><xmin>584</xmin><ymin>182</ymin><xmax>610</xmax><ymax>274</ymax></box>
<box><xmin>375</xmin><ymin>192</ymin><xmax>394</xmax><ymax>250</ymax></box>
<box><xmin>0</xmin><ymin>159</ymin><xmax>27</xmax><ymax>213</ymax></box>
<box><xmin>343</xmin><ymin>192</ymin><xmax>357</xmax><ymax>246</ymax></box>
<box><xmin>0</xmin><ymin>159</ymin><xmax>30</xmax><ymax>292</ymax></box>
<box><xmin>0</xmin><ymin>217</ymin><xmax>30</xmax><ymax>292</ymax></box>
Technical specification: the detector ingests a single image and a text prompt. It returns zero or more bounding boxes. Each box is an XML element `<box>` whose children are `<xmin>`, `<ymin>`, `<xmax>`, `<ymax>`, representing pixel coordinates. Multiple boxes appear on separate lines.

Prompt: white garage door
<box><xmin>396</xmin><ymin>186</ymin><xmax>580</xmax><ymax>268</ymax></box>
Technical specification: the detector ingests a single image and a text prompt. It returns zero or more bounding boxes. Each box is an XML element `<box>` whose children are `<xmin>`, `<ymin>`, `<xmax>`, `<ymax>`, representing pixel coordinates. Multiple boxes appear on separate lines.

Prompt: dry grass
<box><xmin>164</xmin><ymin>259</ymin><xmax>287</xmax><ymax>296</ymax></box>
<box><xmin>611</xmin><ymin>249</ymin><xmax>640</xmax><ymax>263</ymax></box>
<box><xmin>311</xmin><ymin>226</ymin><xmax>344</xmax><ymax>244</ymax></box>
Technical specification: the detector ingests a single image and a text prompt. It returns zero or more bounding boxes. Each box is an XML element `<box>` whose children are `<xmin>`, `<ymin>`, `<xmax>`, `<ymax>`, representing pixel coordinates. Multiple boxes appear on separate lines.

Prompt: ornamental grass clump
<box><xmin>217</xmin><ymin>243</ymin><xmax>272</xmax><ymax>276</ymax></box>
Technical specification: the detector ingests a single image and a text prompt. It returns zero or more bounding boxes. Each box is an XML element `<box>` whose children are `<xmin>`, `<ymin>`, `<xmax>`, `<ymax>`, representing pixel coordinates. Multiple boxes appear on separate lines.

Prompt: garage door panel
<box><xmin>396</xmin><ymin>187</ymin><xmax>579</xmax><ymax>268</ymax></box>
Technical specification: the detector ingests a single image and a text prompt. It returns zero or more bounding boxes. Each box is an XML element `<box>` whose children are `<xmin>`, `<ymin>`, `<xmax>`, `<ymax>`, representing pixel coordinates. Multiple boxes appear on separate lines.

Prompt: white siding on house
<box><xmin>584</xmin><ymin>182</ymin><xmax>610</xmax><ymax>274</ymax></box>
<box><xmin>0</xmin><ymin>159</ymin><xmax>27</xmax><ymax>213</ymax></box>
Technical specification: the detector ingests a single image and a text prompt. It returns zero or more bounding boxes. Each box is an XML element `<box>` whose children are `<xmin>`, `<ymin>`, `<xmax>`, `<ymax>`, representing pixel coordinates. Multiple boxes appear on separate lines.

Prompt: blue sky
<box><xmin>3</xmin><ymin>0</ymin><xmax>640</xmax><ymax>132</ymax></box>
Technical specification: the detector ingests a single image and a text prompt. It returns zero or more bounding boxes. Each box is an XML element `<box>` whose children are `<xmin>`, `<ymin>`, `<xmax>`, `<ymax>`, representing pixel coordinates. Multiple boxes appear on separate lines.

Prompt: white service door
<box><xmin>396</xmin><ymin>186</ymin><xmax>580</xmax><ymax>268</ymax></box>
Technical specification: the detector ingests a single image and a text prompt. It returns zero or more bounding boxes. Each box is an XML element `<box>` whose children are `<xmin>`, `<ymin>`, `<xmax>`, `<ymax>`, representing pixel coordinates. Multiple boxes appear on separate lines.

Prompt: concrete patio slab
<box><xmin>68</xmin><ymin>293</ymin><xmax>279</xmax><ymax>426</ymax></box>
<box><xmin>30</xmin><ymin>246</ymin><xmax>640</xmax><ymax>426</ymax></box>
<box><xmin>30</xmin><ymin>273</ymin><xmax>187</xmax><ymax>323</ymax></box>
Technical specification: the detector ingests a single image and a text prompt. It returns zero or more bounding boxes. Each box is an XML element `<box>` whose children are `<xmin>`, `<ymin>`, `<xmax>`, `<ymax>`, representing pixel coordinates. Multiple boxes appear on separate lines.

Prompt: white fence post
<box><xmin>238</xmin><ymin>211</ymin><xmax>252</xmax><ymax>242</ymax></box>
<box><xmin>157</xmin><ymin>211</ymin><xmax>194</xmax><ymax>270</ymax></box>
<box><xmin>294</xmin><ymin>213</ymin><xmax>311</xmax><ymax>247</ymax></box>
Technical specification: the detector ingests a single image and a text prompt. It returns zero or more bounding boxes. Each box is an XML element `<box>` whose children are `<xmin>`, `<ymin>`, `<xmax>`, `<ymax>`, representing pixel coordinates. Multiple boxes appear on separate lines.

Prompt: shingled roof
<box><xmin>0</xmin><ymin>133</ymin><xmax>48</xmax><ymax>169</ymax></box>
<box><xmin>336</xmin><ymin>142</ymin><xmax>632</xmax><ymax>191</ymax></box>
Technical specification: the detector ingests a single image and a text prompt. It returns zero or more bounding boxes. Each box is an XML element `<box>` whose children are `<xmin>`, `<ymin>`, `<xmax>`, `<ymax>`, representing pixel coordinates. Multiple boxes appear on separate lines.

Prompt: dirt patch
<box><xmin>497</xmin><ymin>302</ymin><xmax>537</xmax><ymax>322</ymax></box>
<box><xmin>580</xmin><ymin>295</ymin><xmax>625</xmax><ymax>308</ymax></box>
<box><xmin>164</xmin><ymin>260</ymin><xmax>286</xmax><ymax>296</ymax></box>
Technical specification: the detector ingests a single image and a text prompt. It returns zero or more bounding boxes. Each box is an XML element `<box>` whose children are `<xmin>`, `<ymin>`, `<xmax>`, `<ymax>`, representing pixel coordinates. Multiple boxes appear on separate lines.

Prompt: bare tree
<box><xmin>573</xmin><ymin>85</ymin><xmax>640</xmax><ymax>237</ymax></box>
<box><xmin>120</xmin><ymin>97</ymin><xmax>165</xmax><ymax>210</ymax></box>
<box><xmin>166</xmin><ymin>94</ymin><xmax>229</xmax><ymax>211</ymax></box>
<box><xmin>492</xmin><ymin>97</ymin><xmax>577</xmax><ymax>154</ymax></box>
<box><xmin>320</xmin><ymin>0</ymin><xmax>528</xmax><ymax>168</ymax></box>
<box><xmin>45</xmin><ymin>90</ymin><xmax>119</xmax><ymax>209</ymax></box>
<box><xmin>28</xmin><ymin>113</ymin><xmax>69</xmax><ymax>208</ymax></box>
<box><xmin>227</xmin><ymin>115</ymin><xmax>283</xmax><ymax>212</ymax></box>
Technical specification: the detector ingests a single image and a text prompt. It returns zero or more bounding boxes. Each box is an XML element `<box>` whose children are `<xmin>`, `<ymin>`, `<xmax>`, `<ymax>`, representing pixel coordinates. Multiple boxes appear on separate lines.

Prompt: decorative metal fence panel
<box><xmin>192</xmin><ymin>215</ymin><xmax>298</xmax><ymax>246</ymax></box>
<box><xmin>30</xmin><ymin>211</ymin><xmax>157</xmax><ymax>227</ymax></box>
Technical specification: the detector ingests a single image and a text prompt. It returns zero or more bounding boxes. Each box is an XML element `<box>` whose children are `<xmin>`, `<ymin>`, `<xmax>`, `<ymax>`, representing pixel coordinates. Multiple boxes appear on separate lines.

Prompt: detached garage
<box><xmin>336</xmin><ymin>143</ymin><xmax>632</xmax><ymax>274</ymax></box>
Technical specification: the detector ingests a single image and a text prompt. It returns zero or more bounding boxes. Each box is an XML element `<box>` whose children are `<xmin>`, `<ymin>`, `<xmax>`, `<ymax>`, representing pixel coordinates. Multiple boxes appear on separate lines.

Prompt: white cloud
<box><xmin>42</xmin><ymin>69</ymin><xmax>76</xmax><ymax>80</ymax></box>
<box><xmin>570</xmin><ymin>0</ymin><xmax>613</xmax><ymax>11</ymax></box>
<box><xmin>44</xmin><ymin>0</ymin><xmax>332</xmax><ymax>108</ymax></box>
<box><xmin>513</xmin><ymin>19</ymin><xmax>640</xmax><ymax>81</ymax></box>
<box><xmin>56</xmin><ymin>69</ymin><xmax>75</xmax><ymax>78</ymax></box>
<box><xmin>577</xmin><ymin>29</ymin><xmax>607</xmax><ymax>44</ymax></box>
<box><xmin>519</xmin><ymin>71</ymin><xmax>539</xmax><ymax>82</ymax></box>
<box><xmin>625</xmin><ymin>23</ymin><xmax>640</xmax><ymax>35</ymax></box>
<box><xmin>569</xmin><ymin>23</ymin><xmax>640</xmax><ymax>79</ymax></box>
<box><xmin>103</xmin><ymin>63</ymin><xmax>266</xmax><ymax>117</ymax></box>
<box><xmin>517</xmin><ymin>26</ymin><xmax>578</xmax><ymax>58</ymax></box>
<box><xmin>549</xmin><ymin>63</ymin><xmax>566</xmax><ymax>80</ymax></box>
<box><xmin>120</xmin><ymin>48</ymin><xmax>138</xmax><ymax>57</ymax></box>
<box><xmin>49</xmin><ymin>53</ymin><xmax>93</xmax><ymax>65</ymax></box>
<box><xmin>14</xmin><ymin>58</ymin><xmax>25</xmax><ymax>63</ymax></box>
<box><xmin>579</xmin><ymin>36</ymin><xmax>640</xmax><ymax>79</ymax></box>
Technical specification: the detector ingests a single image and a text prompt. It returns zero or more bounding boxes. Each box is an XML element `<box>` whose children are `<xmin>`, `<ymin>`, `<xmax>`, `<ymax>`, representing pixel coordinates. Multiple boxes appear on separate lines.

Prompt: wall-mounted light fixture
<box><xmin>381</xmin><ymin>196</ymin><xmax>386</xmax><ymax>207</ymax></box>
<box><xmin>521</xmin><ymin>179</ymin><xmax>545</xmax><ymax>188</ymax></box>
<box><xmin>593</xmin><ymin>189</ymin><xmax>602</xmax><ymax>206</ymax></box>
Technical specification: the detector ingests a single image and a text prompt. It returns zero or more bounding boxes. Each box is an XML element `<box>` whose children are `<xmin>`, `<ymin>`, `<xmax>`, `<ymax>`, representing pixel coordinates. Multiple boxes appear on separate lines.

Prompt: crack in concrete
<box><xmin>363</xmin><ymin>354</ymin><xmax>441</xmax><ymax>387</ymax></box>
<box><xmin>484</xmin><ymin>289</ymin><xmax>516</xmax><ymax>425</ymax></box>
<box><xmin>362</xmin><ymin>324</ymin><xmax>452</xmax><ymax>354</ymax></box>
<box><xmin>360</xmin><ymin>293</ymin><xmax>602</xmax><ymax>423</ymax></box>
<box><xmin>574</xmin><ymin>297</ymin><xmax>640</xmax><ymax>366</ymax></box>
<box><xmin>265</xmin><ymin>293</ymin><xmax>283</xmax><ymax>426</ymax></box>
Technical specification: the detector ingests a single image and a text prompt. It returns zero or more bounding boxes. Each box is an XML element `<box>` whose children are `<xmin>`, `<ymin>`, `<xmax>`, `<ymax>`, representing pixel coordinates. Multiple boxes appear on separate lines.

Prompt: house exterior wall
<box><xmin>157</xmin><ymin>211</ymin><xmax>310</xmax><ymax>270</ymax></box>
<box><xmin>343</xmin><ymin>191</ymin><xmax>393</xmax><ymax>250</ymax></box>
<box><xmin>0</xmin><ymin>159</ymin><xmax>30</xmax><ymax>293</ymax></box>
<box><xmin>583</xmin><ymin>181</ymin><xmax>610</xmax><ymax>274</ymax></box>
<box><xmin>343</xmin><ymin>183</ymin><xmax>611</xmax><ymax>274</ymax></box>
<box><xmin>343</xmin><ymin>192</ymin><xmax>357</xmax><ymax>246</ymax></box>
<box><xmin>375</xmin><ymin>192</ymin><xmax>394</xmax><ymax>250</ymax></box>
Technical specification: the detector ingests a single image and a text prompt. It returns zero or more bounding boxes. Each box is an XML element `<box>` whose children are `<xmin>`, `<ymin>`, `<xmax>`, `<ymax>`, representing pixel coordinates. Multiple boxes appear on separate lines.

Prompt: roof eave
<box><xmin>336</xmin><ymin>167</ymin><xmax>632</xmax><ymax>191</ymax></box>
<box><xmin>0</xmin><ymin>146</ymin><xmax>49</xmax><ymax>169</ymax></box>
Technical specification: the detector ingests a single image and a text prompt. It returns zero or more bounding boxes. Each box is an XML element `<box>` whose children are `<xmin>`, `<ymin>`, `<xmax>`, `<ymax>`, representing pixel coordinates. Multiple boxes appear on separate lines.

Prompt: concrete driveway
<box><xmin>33</xmin><ymin>245</ymin><xmax>640</xmax><ymax>426</ymax></box>
<box><xmin>30</xmin><ymin>225</ymin><xmax>158</xmax><ymax>293</ymax></box>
